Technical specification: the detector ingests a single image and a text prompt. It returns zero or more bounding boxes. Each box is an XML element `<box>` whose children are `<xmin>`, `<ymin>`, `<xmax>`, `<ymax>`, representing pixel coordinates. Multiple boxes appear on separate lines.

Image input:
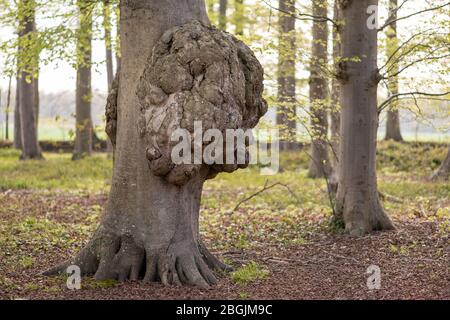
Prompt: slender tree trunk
<box><xmin>276</xmin><ymin>0</ymin><xmax>297</xmax><ymax>151</ymax></box>
<box><xmin>334</xmin><ymin>0</ymin><xmax>394</xmax><ymax>235</ymax></box>
<box><xmin>218</xmin><ymin>0</ymin><xmax>227</xmax><ymax>30</ymax></box>
<box><xmin>330</xmin><ymin>0</ymin><xmax>341</xmax><ymax>163</ymax></box>
<box><xmin>308</xmin><ymin>0</ymin><xmax>330</xmax><ymax>178</ymax></box>
<box><xmin>5</xmin><ymin>75</ymin><xmax>12</xmax><ymax>140</ymax></box>
<box><xmin>18</xmin><ymin>0</ymin><xmax>41</xmax><ymax>160</ymax></box>
<box><xmin>234</xmin><ymin>0</ymin><xmax>244</xmax><ymax>35</ymax></box>
<box><xmin>103</xmin><ymin>0</ymin><xmax>114</xmax><ymax>153</ymax></box>
<box><xmin>73</xmin><ymin>1</ymin><xmax>93</xmax><ymax>160</ymax></box>
<box><xmin>329</xmin><ymin>0</ymin><xmax>341</xmax><ymax>190</ymax></box>
<box><xmin>430</xmin><ymin>146</ymin><xmax>450</xmax><ymax>180</ymax></box>
<box><xmin>384</xmin><ymin>0</ymin><xmax>403</xmax><ymax>142</ymax></box>
<box><xmin>14</xmin><ymin>76</ymin><xmax>22</xmax><ymax>149</ymax></box>
<box><xmin>103</xmin><ymin>0</ymin><xmax>114</xmax><ymax>91</ymax></box>
<box><xmin>115</xmin><ymin>4</ymin><xmax>121</xmax><ymax>71</ymax></box>
<box><xmin>46</xmin><ymin>0</ymin><xmax>269</xmax><ymax>287</ymax></box>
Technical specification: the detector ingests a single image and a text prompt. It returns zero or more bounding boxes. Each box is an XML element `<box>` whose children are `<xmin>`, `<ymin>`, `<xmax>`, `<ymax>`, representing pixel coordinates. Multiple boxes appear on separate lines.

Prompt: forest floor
<box><xmin>0</xmin><ymin>141</ymin><xmax>449</xmax><ymax>300</ymax></box>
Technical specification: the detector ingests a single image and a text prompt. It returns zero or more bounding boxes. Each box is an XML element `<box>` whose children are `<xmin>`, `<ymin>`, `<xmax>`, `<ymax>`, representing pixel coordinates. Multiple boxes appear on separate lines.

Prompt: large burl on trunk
<box><xmin>46</xmin><ymin>0</ymin><xmax>267</xmax><ymax>287</ymax></box>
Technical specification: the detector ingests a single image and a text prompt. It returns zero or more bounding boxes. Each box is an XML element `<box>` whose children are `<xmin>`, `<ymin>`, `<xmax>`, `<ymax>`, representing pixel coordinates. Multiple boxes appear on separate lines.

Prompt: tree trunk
<box><xmin>14</xmin><ymin>76</ymin><xmax>22</xmax><ymax>149</ymax></box>
<box><xmin>276</xmin><ymin>0</ymin><xmax>297</xmax><ymax>151</ymax></box>
<box><xmin>334</xmin><ymin>0</ymin><xmax>394</xmax><ymax>235</ymax></box>
<box><xmin>430</xmin><ymin>146</ymin><xmax>450</xmax><ymax>180</ymax></box>
<box><xmin>219</xmin><ymin>0</ymin><xmax>227</xmax><ymax>30</ymax></box>
<box><xmin>329</xmin><ymin>0</ymin><xmax>341</xmax><ymax>189</ymax></box>
<box><xmin>103</xmin><ymin>0</ymin><xmax>114</xmax><ymax>153</ymax></box>
<box><xmin>115</xmin><ymin>4</ymin><xmax>121</xmax><ymax>71</ymax></box>
<box><xmin>308</xmin><ymin>0</ymin><xmax>330</xmax><ymax>178</ymax></box>
<box><xmin>234</xmin><ymin>0</ymin><xmax>244</xmax><ymax>35</ymax></box>
<box><xmin>5</xmin><ymin>75</ymin><xmax>12</xmax><ymax>140</ymax></box>
<box><xmin>384</xmin><ymin>0</ymin><xmax>403</xmax><ymax>142</ymax></box>
<box><xmin>46</xmin><ymin>0</ymin><xmax>267</xmax><ymax>287</ymax></box>
<box><xmin>73</xmin><ymin>1</ymin><xmax>93</xmax><ymax>160</ymax></box>
<box><xmin>18</xmin><ymin>0</ymin><xmax>42</xmax><ymax>160</ymax></box>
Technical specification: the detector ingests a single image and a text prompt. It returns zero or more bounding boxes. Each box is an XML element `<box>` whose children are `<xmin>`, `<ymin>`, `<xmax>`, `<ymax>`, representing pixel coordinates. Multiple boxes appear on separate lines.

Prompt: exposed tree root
<box><xmin>43</xmin><ymin>231</ymin><xmax>230</xmax><ymax>288</ymax></box>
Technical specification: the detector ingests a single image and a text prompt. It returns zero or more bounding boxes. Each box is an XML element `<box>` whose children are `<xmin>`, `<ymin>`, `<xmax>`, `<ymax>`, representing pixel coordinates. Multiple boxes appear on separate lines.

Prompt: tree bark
<box><xmin>14</xmin><ymin>76</ymin><xmax>22</xmax><ymax>149</ymax></box>
<box><xmin>308</xmin><ymin>0</ymin><xmax>330</xmax><ymax>178</ymax></box>
<box><xmin>430</xmin><ymin>146</ymin><xmax>450</xmax><ymax>180</ymax></box>
<box><xmin>329</xmin><ymin>0</ymin><xmax>341</xmax><ymax>189</ymax></box>
<box><xmin>276</xmin><ymin>0</ymin><xmax>297</xmax><ymax>151</ymax></box>
<box><xmin>384</xmin><ymin>0</ymin><xmax>403</xmax><ymax>142</ymax></box>
<box><xmin>18</xmin><ymin>0</ymin><xmax>42</xmax><ymax>160</ymax></box>
<box><xmin>5</xmin><ymin>75</ymin><xmax>12</xmax><ymax>140</ymax></box>
<box><xmin>334</xmin><ymin>0</ymin><xmax>394</xmax><ymax>235</ymax></box>
<box><xmin>45</xmin><ymin>0</ymin><xmax>268</xmax><ymax>287</ymax></box>
<box><xmin>73</xmin><ymin>1</ymin><xmax>93</xmax><ymax>160</ymax></box>
<box><xmin>219</xmin><ymin>0</ymin><xmax>227</xmax><ymax>30</ymax></box>
<box><xmin>103</xmin><ymin>0</ymin><xmax>114</xmax><ymax>153</ymax></box>
<box><xmin>330</xmin><ymin>0</ymin><xmax>341</xmax><ymax>163</ymax></box>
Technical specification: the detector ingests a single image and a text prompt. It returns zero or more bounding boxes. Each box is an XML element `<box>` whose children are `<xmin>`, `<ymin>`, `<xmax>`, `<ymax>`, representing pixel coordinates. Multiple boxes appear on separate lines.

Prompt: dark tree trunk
<box><xmin>18</xmin><ymin>0</ymin><xmax>42</xmax><ymax>160</ymax></box>
<box><xmin>334</xmin><ymin>0</ymin><xmax>394</xmax><ymax>235</ymax></box>
<box><xmin>5</xmin><ymin>75</ymin><xmax>12</xmax><ymax>140</ymax></box>
<box><xmin>384</xmin><ymin>0</ymin><xmax>403</xmax><ymax>142</ymax></box>
<box><xmin>430</xmin><ymin>146</ymin><xmax>450</xmax><ymax>180</ymax></box>
<box><xmin>219</xmin><ymin>0</ymin><xmax>227</xmax><ymax>30</ymax></box>
<box><xmin>276</xmin><ymin>0</ymin><xmax>297</xmax><ymax>151</ymax></box>
<box><xmin>308</xmin><ymin>0</ymin><xmax>330</xmax><ymax>178</ymax></box>
<box><xmin>73</xmin><ymin>1</ymin><xmax>93</xmax><ymax>160</ymax></box>
<box><xmin>46</xmin><ymin>0</ymin><xmax>266</xmax><ymax>287</ymax></box>
<box><xmin>14</xmin><ymin>76</ymin><xmax>22</xmax><ymax>149</ymax></box>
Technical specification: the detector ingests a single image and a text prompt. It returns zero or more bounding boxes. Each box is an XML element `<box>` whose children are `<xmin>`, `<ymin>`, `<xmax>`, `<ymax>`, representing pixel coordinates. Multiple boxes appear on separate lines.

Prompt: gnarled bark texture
<box><xmin>334</xmin><ymin>0</ymin><xmax>394</xmax><ymax>236</ymax></box>
<box><xmin>430</xmin><ymin>146</ymin><xmax>450</xmax><ymax>181</ymax></box>
<box><xmin>308</xmin><ymin>0</ymin><xmax>330</xmax><ymax>178</ymax></box>
<box><xmin>73</xmin><ymin>1</ymin><xmax>93</xmax><ymax>160</ymax></box>
<box><xmin>384</xmin><ymin>0</ymin><xmax>403</xmax><ymax>142</ymax></box>
<box><xmin>46</xmin><ymin>0</ymin><xmax>267</xmax><ymax>287</ymax></box>
<box><xmin>276</xmin><ymin>0</ymin><xmax>297</xmax><ymax>151</ymax></box>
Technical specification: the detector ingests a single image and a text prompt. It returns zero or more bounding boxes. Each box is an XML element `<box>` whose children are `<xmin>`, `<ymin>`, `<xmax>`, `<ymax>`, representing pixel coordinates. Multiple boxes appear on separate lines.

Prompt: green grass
<box><xmin>231</xmin><ymin>262</ymin><xmax>269</xmax><ymax>285</ymax></box>
<box><xmin>0</xmin><ymin>148</ymin><xmax>112</xmax><ymax>192</ymax></box>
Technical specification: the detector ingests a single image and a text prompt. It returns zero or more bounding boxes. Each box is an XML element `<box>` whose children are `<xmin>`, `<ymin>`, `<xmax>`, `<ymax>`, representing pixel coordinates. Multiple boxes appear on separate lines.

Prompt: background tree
<box><xmin>46</xmin><ymin>0</ymin><xmax>267</xmax><ymax>287</ymax></box>
<box><xmin>334</xmin><ymin>0</ymin><xmax>394</xmax><ymax>235</ymax></box>
<box><xmin>330</xmin><ymin>0</ymin><xmax>341</xmax><ymax>174</ymax></box>
<box><xmin>384</xmin><ymin>0</ymin><xmax>403</xmax><ymax>141</ymax></box>
<box><xmin>17</xmin><ymin>0</ymin><xmax>42</xmax><ymax>159</ymax></box>
<box><xmin>430</xmin><ymin>146</ymin><xmax>450</xmax><ymax>180</ymax></box>
<box><xmin>234</xmin><ymin>0</ymin><xmax>244</xmax><ymax>36</ymax></box>
<box><xmin>4</xmin><ymin>74</ymin><xmax>12</xmax><ymax>140</ymax></box>
<box><xmin>308</xmin><ymin>0</ymin><xmax>330</xmax><ymax>178</ymax></box>
<box><xmin>72</xmin><ymin>0</ymin><xmax>93</xmax><ymax>160</ymax></box>
<box><xmin>13</xmin><ymin>76</ymin><xmax>21</xmax><ymax>149</ymax></box>
<box><xmin>219</xmin><ymin>0</ymin><xmax>227</xmax><ymax>30</ymax></box>
<box><xmin>276</xmin><ymin>0</ymin><xmax>297</xmax><ymax>150</ymax></box>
